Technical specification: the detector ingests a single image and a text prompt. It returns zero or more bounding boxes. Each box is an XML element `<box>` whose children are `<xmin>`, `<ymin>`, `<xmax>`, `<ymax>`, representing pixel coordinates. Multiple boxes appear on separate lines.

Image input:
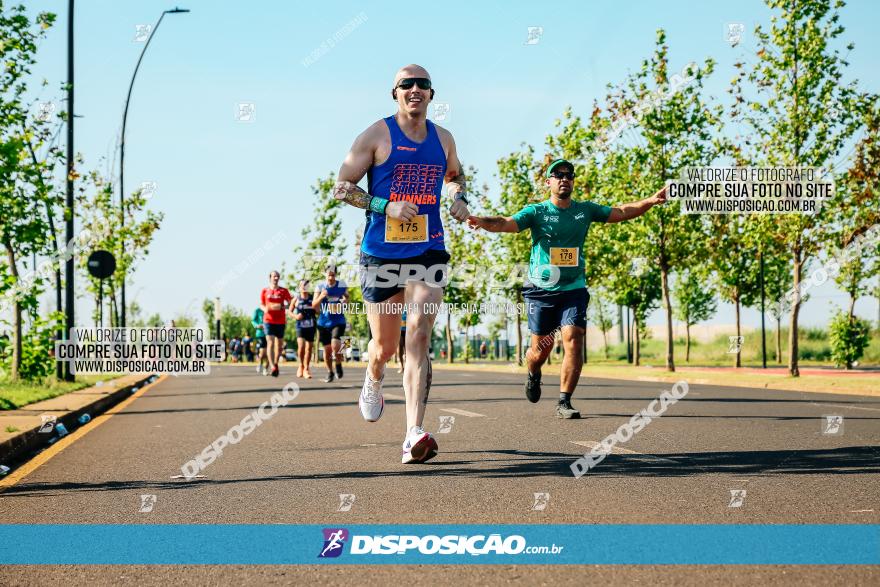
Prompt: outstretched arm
<box><xmin>467</xmin><ymin>215</ymin><xmax>520</xmax><ymax>233</ymax></box>
<box><xmin>606</xmin><ymin>185</ymin><xmax>667</xmax><ymax>224</ymax></box>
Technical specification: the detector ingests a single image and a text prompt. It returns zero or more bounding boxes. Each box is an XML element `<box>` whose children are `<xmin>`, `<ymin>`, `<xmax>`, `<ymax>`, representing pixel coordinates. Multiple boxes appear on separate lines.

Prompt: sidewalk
<box><xmin>0</xmin><ymin>373</ymin><xmax>156</xmax><ymax>469</ymax></box>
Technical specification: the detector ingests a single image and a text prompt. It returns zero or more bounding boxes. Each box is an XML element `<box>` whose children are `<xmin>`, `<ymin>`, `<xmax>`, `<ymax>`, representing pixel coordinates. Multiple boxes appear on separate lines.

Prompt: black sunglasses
<box><xmin>550</xmin><ymin>171</ymin><xmax>575</xmax><ymax>180</ymax></box>
<box><xmin>396</xmin><ymin>77</ymin><xmax>432</xmax><ymax>90</ymax></box>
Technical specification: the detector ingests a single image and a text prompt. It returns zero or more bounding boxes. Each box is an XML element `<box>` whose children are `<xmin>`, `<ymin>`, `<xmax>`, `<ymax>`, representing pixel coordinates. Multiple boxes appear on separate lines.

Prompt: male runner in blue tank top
<box><xmin>333</xmin><ymin>64</ymin><xmax>470</xmax><ymax>464</ymax></box>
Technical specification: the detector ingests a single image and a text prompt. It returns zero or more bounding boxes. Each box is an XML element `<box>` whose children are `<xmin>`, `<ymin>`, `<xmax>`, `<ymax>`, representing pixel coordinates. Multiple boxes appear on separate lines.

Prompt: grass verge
<box><xmin>0</xmin><ymin>374</ymin><xmax>121</xmax><ymax>411</ymax></box>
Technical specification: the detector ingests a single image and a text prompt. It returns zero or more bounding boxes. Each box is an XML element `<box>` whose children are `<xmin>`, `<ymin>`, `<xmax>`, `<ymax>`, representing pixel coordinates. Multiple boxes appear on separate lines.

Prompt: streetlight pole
<box><xmin>760</xmin><ymin>250</ymin><xmax>767</xmax><ymax>368</ymax></box>
<box><xmin>119</xmin><ymin>7</ymin><xmax>189</xmax><ymax>327</ymax></box>
<box><xmin>64</xmin><ymin>0</ymin><xmax>75</xmax><ymax>381</ymax></box>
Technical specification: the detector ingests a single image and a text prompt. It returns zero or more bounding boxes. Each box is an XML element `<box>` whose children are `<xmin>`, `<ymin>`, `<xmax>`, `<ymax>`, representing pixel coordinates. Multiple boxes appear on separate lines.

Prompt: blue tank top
<box><xmin>315</xmin><ymin>281</ymin><xmax>347</xmax><ymax>328</ymax></box>
<box><xmin>363</xmin><ymin>116</ymin><xmax>447</xmax><ymax>258</ymax></box>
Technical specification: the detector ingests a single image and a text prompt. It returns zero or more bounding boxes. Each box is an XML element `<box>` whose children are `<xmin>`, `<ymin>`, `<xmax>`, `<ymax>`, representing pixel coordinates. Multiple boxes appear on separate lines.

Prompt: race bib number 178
<box><xmin>550</xmin><ymin>247</ymin><xmax>579</xmax><ymax>267</ymax></box>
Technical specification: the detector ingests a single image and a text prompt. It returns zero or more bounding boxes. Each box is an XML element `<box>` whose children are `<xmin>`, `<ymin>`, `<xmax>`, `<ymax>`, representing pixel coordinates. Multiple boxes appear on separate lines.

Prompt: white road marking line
<box><xmin>384</xmin><ymin>393</ymin><xmax>405</xmax><ymax>400</ymax></box>
<box><xmin>570</xmin><ymin>440</ymin><xmax>680</xmax><ymax>463</ymax></box>
<box><xmin>459</xmin><ymin>373</ymin><xmax>475</xmax><ymax>377</ymax></box>
<box><xmin>441</xmin><ymin>408</ymin><xmax>485</xmax><ymax>418</ymax></box>
<box><xmin>810</xmin><ymin>402</ymin><xmax>880</xmax><ymax>413</ymax></box>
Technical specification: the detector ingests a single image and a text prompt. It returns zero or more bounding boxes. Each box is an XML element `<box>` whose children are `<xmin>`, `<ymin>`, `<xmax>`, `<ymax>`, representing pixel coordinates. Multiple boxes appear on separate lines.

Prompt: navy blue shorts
<box><xmin>524</xmin><ymin>287</ymin><xmax>590</xmax><ymax>336</ymax></box>
<box><xmin>263</xmin><ymin>322</ymin><xmax>286</xmax><ymax>338</ymax></box>
<box><xmin>296</xmin><ymin>327</ymin><xmax>316</xmax><ymax>342</ymax></box>
<box><xmin>359</xmin><ymin>249</ymin><xmax>450</xmax><ymax>303</ymax></box>
<box><xmin>318</xmin><ymin>324</ymin><xmax>346</xmax><ymax>345</ymax></box>
<box><xmin>255</xmin><ymin>337</ymin><xmax>266</xmax><ymax>350</ymax></box>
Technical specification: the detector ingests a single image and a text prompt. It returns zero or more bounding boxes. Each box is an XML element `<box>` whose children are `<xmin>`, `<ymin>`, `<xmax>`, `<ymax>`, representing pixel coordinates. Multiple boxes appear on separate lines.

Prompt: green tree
<box><xmin>673</xmin><ymin>268</ymin><xmax>717</xmax><ymax>362</ymax></box>
<box><xmin>828</xmin><ymin>310</ymin><xmax>870</xmax><ymax>369</ymax></box>
<box><xmin>0</xmin><ymin>5</ymin><xmax>57</xmax><ymax>380</ymax></box>
<box><xmin>293</xmin><ymin>173</ymin><xmax>352</xmax><ymax>361</ymax></box>
<box><xmin>215</xmin><ymin>306</ymin><xmax>251</xmax><ymax>340</ymax></box>
<box><xmin>603</xmin><ymin>231</ymin><xmax>662</xmax><ymax>366</ymax></box>
<box><xmin>763</xmin><ymin>253</ymin><xmax>793</xmax><ymax>364</ymax></box>
<box><xmin>293</xmin><ymin>173</ymin><xmax>347</xmax><ymax>284</ymax></box>
<box><xmin>731</xmin><ymin>0</ymin><xmax>870</xmax><ymax>376</ymax></box>
<box><xmin>829</xmin><ymin>104</ymin><xmax>880</xmax><ymax>321</ymax></box>
<box><xmin>344</xmin><ymin>228</ymin><xmax>369</xmax><ymax>344</ymax></box>
<box><xmin>710</xmin><ymin>216</ymin><xmax>762</xmax><ymax>367</ymax></box>
<box><xmin>75</xmin><ymin>170</ymin><xmax>163</xmax><ymax>327</ymax></box>
<box><xmin>494</xmin><ymin>146</ymin><xmax>540</xmax><ymax>364</ymax></box>
<box><xmin>172</xmin><ymin>313</ymin><xmax>197</xmax><ymax>328</ymax></box>
<box><xmin>597</xmin><ymin>30</ymin><xmax>720</xmax><ymax>372</ymax></box>
<box><xmin>589</xmin><ymin>288</ymin><xmax>615</xmax><ymax>359</ymax></box>
<box><xmin>442</xmin><ymin>167</ymin><xmax>488</xmax><ymax>363</ymax></box>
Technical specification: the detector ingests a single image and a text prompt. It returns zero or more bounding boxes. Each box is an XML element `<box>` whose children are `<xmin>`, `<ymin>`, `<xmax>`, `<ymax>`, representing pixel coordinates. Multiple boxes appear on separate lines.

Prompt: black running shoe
<box><xmin>271</xmin><ymin>365</ymin><xmax>279</xmax><ymax>378</ymax></box>
<box><xmin>556</xmin><ymin>400</ymin><xmax>581</xmax><ymax>419</ymax></box>
<box><xmin>324</xmin><ymin>371</ymin><xmax>335</xmax><ymax>383</ymax></box>
<box><xmin>335</xmin><ymin>362</ymin><xmax>343</xmax><ymax>379</ymax></box>
<box><xmin>525</xmin><ymin>371</ymin><xmax>542</xmax><ymax>403</ymax></box>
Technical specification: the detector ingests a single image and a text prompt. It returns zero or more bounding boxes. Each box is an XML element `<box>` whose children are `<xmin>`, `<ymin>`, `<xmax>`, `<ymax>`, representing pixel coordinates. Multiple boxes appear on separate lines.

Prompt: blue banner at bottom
<box><xmin>0</xmin><ymin>525</ymin><xmax>876</xmax><ymax>565</ymax></box>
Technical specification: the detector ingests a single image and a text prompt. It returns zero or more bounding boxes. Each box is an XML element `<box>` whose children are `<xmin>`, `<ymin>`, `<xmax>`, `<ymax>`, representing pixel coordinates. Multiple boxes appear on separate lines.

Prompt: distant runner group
<box><xmin>256</xmin><ymin>267</ymin><xmax>349</xmax><ymax>383</ymax></box>
<box><xmin>249</xmin><ymin>63</ymin><xmax>666</xmax><ymax>466</ymax></box>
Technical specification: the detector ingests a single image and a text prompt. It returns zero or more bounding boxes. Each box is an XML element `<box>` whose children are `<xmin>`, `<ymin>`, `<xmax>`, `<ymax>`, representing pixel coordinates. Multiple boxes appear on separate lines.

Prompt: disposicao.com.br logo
<box><xmin>319</xmin><ymin>529</ymin><xmax>564</xmax><ymax>558</ymax></box>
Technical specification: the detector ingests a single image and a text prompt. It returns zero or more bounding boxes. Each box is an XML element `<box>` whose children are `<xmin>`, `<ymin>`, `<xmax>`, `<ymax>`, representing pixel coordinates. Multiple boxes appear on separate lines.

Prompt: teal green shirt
<box><xmin>512</xmin><ymin>199</ymin><xmax>613</xmax><ymax>291</ymax></box>
<box><xmin>252</xmin><ymin>307</ymin><xmax>266</xmax><ymax>338</ymax></box>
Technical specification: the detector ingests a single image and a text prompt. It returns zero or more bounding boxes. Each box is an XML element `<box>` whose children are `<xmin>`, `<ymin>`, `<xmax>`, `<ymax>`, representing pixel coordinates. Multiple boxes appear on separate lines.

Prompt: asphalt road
<box><xmin>1</xmin><ymin>363</ymin><xmax>878</xmax><ymax>585</ymax></box>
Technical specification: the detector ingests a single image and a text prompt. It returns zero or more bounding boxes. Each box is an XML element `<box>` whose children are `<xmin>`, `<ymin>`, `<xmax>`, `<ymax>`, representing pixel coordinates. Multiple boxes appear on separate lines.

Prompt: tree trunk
<box><xmin>685</xmin><ymin>323</ymin><xmax>691</xmax><ymax>362</ymax></box>
<box><xmin>4</xmin><ymin>245</ymin><xmax>22</xmax><ymax>380</ymax></box>
<box><xmin>110</xmin><ymin>284</ymin><xmax>120</xmax><ymax>328</ymax></box>
<box><xmin>445</xmin><ymin>313</ymin><xmax>454</xmax><ymax>364</ymax></box>
<box><xmin>776</xmin><ymin>315</ymin><xmax>782</xmax><ymax>365</ymax></box>
<box><xmin>602</xmin><ymin>329</ymin><xmax>609</xmax><ymax>359</ymax></box>
<box><xmin>734</xmin><ymin>294</ymin><xmax>742</xmax><ymax>368</ymax></box>
<box><xmin>660</xmin><ymin>265</ymin><xmax>675</xmax><ymax>372</ymax></box>
<box><xmin>464</xmin><ymin>323</ymin><xmax>470</xmax><ymax>364</ymax></box>
<box><xmin>846</xmin><ymin>292</ymin><xmax>857</xmax><ymax>370</ymax></box>
<box><xmin>788</xmin><ymin>252</ymin><xmax>802</xmax><ymax>377</ymax></box>
<box><xmin>633</xmin><ymin>312</ymin><xmax>641</xmax><ymax>366</ymax></box>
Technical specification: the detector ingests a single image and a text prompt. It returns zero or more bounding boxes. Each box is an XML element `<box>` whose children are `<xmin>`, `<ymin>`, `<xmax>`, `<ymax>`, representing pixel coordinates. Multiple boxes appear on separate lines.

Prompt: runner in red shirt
<box><xmin>260</xmin><ymin>270</ymin><xmax>292</xmax><ymax>377</ymax></box>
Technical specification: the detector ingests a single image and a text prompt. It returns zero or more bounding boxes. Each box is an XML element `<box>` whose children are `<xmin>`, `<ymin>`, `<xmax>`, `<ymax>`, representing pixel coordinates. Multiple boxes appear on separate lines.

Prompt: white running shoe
<box><xmin>401</xmin><ymin>426</ymin><xmax>438</xmax><ymax>464</ymax></box>
<box><xmin>255</xmin><ymin>365</ymin><xmax>261</xmax><ymax>374</ymax></box>
<box><xmin>359</xmin><ymin>373</ymin><xmax>385</xmax><ymax>422</ymax></box>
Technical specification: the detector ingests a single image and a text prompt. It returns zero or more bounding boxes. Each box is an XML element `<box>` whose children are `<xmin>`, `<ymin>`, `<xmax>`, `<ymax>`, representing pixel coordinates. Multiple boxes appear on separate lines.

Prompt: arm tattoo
<box><xmin>446</xmin><ymin>167</ymin><xmax>468</xmax><ymax>197</ymax></box>
<box><xmin>333</xmin><ymin>181</ymin><xmax>372</xmax><ymax>209</ymax></box>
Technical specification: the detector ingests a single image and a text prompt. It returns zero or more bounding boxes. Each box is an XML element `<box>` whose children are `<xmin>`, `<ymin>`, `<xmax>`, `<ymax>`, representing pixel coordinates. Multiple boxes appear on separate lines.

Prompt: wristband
<box><xmin>368</xmin><ymin>196</ymin><xmax>389</xmax><ymax>214</ymax></box>
<box><xmin>454</xmin><ymin>192</ymin><xmax>470</xmax><ymax>205</ymax></box>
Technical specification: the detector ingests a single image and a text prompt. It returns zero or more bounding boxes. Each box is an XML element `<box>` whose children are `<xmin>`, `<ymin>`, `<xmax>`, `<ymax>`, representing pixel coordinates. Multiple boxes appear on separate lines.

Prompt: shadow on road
<box><xmin>2</xmin><ymin>446</ymin><xmax>877</xmax><ymax>498</ymax></box>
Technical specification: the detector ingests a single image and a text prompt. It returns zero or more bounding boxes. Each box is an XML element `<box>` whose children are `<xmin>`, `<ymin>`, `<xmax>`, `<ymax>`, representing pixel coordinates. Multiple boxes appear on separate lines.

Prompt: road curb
<box><xmin>0</xmin><ymin>373</ymin><xmax>157</xmax><ymax>470</ymax></box>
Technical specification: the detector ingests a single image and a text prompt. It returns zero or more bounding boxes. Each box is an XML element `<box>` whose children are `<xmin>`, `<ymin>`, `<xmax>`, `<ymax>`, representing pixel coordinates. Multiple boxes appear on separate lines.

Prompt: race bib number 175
<box><xmin>385</xmin><ymin>214</ymin><xmax>428</xmax><ymax>243</ymax></box>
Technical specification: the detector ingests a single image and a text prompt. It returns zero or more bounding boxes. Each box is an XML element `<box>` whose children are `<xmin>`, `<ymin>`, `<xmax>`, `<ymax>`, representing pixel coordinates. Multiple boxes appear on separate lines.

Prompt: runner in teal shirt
<box><xmin>512</xmin><ymin>198</ymin><xmax>613</xmax><ymax>291</ymax></box>
<box><xmin>252</xmin><ymin>307</ymin><xmax>268</xmax><ymax>375</ymax></box>
<box><xmin>469</xmin><ymin>158</ymin><xmax>667</xmax><ymax>419</ymax></box>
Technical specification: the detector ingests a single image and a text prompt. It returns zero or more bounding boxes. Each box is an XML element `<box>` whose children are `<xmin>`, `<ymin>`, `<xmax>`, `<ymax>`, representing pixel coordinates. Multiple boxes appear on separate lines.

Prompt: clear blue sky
<box><xmin>20</xmin><ymin>0</ymin><xmax>880</xmax><ymax>330</ymax></box>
